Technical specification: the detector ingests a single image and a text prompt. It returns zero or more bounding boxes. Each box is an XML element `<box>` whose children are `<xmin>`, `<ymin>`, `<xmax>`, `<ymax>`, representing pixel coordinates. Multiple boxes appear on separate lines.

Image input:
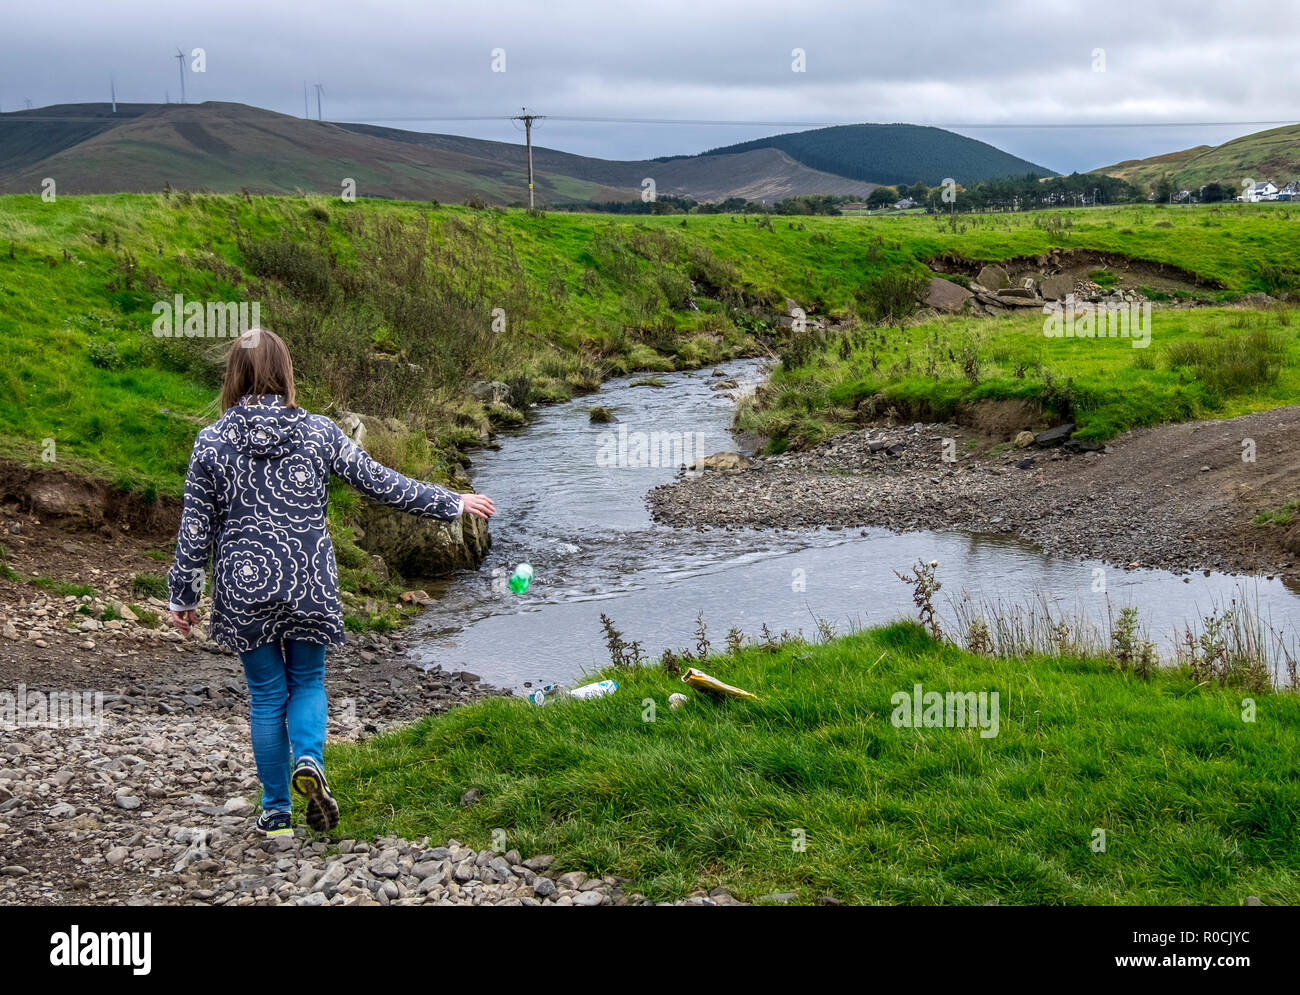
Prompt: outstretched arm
<box><xmin>329</xmin><ymin>422</ymin><xmax>492</xmax><ymax>522</ymax></box>
<box><xmin>167</xmin><ymin>440</ymin><xmax>218</xmax><ymax>633</ymax></box>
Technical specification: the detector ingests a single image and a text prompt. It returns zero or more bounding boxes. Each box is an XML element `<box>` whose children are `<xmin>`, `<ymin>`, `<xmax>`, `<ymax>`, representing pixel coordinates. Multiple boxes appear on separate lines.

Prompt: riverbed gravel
<box><xmin>649</xmin><ymin>406</ymin><xmax>1300</xmax><ymax>580</ymax></box>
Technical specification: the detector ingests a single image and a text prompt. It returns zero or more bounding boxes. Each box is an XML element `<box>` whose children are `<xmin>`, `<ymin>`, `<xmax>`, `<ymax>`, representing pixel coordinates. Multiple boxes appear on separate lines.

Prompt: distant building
<box><xmin>1240</xmin><ymin>181</ymin><xmax>1278</xmax><ymax>202</ymax></box>
<box><xmin>894</xmin><ymin>198</ymin><xmax>918</xmax><ymax>209</ymax></box>
<box><xmin>1276</xmin><ymin>181</ymin><xmax>1300</xmax><ymax>201</ymax></box>
<box><xmin>1174</xmin><ymin>190</ymin><xmax>1192</xmax><ymax>202</ymax></box>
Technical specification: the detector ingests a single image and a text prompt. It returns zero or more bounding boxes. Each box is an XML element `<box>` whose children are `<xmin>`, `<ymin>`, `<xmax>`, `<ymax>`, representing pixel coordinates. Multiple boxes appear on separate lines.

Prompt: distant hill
<box><xmin>691</xmin><ymin>123</ymin><xmax>1056</xmax><ymax>186</ymax></box>
<box><xmin>0</xmin><ymin>102</ymin><xmax>880</xmax><ymax>204</ymax></box>
<box><xmin>1090</xmin><ymin>123</ymin><xmax>1300</xmax><ymax>191</ymax></box>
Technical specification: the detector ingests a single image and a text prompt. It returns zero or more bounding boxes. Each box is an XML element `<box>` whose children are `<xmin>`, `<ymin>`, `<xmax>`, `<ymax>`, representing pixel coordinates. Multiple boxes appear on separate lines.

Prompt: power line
<box><xmin>0</xmin><ymin>109</ymin><xmax>1296</xmax><ymax>133</ymax></box>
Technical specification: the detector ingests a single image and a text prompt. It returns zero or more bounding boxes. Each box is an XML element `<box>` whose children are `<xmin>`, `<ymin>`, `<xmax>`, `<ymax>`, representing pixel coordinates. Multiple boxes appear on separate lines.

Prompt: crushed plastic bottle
<box><xmin>568</xmin><ymin>680</ymin><xmax>618</xmax><ymax>700</ymax></box>
<box><xmin>508</xmin><ymin>563</ymin><xmax>534</xmax><ymax>594</ymax></box>
<box><xmin>527</xmin><ymin>683</ymin><xmax>562</xmax><ymax>706</ymax></box>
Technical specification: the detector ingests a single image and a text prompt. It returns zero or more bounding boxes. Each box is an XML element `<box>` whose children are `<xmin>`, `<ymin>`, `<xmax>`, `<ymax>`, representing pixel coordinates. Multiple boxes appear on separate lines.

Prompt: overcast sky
<box><xmin>4</xmin><ymin>0</ymin><xmax>1299</xmax><ymax>174</ymax></box>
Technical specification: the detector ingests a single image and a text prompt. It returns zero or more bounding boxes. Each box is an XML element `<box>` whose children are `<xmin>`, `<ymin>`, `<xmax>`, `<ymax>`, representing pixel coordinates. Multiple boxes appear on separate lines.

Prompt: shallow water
<box><xmin>409</xmin><ymin>359</ymin><xmax>1300</xmax><ymax>691</ymax></box>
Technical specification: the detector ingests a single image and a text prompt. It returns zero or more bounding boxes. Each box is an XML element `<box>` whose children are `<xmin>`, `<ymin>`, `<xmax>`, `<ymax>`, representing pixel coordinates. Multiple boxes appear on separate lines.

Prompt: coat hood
<box><xmin>215</xmin><ymin>396</ymin><xmax>307</xmax><ymax>458</ymax></box>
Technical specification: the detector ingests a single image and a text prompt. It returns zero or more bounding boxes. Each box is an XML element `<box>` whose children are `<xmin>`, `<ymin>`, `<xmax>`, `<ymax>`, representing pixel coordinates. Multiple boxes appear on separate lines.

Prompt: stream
<box><xmin>409</xmin><ymin>358</ymin><xmax>1300</xmax><ymax>691</ymax></box>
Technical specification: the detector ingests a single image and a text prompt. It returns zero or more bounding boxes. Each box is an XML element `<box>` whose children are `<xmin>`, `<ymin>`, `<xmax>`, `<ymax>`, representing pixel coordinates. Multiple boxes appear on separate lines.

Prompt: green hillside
<box><xmin>691</xmin><ymin>123</ymin><xmax>1055</xmax><ymax>186</ymax></box>
<box><xmin>1092</xmin><ymin>123</ymin><xmax>1300</xmax><ymax>191</ymax></box>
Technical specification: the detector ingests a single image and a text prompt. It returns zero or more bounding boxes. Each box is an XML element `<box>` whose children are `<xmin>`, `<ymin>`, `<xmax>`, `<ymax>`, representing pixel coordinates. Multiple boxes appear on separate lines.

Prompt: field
<box><xmin>3</xmin><ymin>195</ymin><xmax>1298</xmax><ymax>488</ymax></box>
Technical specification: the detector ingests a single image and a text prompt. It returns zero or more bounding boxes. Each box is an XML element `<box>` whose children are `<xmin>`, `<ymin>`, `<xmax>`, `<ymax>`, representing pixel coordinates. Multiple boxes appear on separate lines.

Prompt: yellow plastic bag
<box><xmin>681</xmin><ymin>667</ymin><xmax>758</xmax><ymax>701</ymax></box>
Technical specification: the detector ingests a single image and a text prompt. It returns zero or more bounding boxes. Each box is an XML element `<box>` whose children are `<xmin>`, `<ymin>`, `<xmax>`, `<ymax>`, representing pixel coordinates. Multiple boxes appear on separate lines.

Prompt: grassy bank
<box><xmin>324</xmin><ymin>620</ymin><xmax>1300</xmax><ymax>905</ymax></box>
<box><xmin>742</xmin><ymin>303</ymin><xmax>1300</xmax><ymax>449</ymax></box>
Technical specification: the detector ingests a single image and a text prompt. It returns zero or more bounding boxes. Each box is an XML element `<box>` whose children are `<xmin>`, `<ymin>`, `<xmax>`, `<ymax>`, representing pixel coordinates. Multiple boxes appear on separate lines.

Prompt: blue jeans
<box><xmin>238</xmin><ymin>639</ymin><xmax>327</xmax><ymax>813</ymax></box>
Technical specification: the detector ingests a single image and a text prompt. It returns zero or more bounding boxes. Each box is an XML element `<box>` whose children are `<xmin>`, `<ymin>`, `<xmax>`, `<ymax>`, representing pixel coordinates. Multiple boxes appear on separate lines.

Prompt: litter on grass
<box><xmin>681</xmin><ymin>668</ymin><xmax>758</xmax><ymax>701</ymax></box>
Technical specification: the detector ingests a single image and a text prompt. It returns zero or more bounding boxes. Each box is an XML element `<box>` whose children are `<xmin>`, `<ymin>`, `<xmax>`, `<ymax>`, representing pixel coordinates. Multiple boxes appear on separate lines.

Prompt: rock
<box><xmin>922</xmin><ymin>277</ymin><xmax>974</xmax><ymax>314</ymax></box>
<box><xmin>1040</xmin><ymin>274</ymin><xmax>1073</xmax><ymax>300</ymax></box>
<box><xmin>1244</xmin><ymin>895</ymin><xmax>1262</xmax><ymax>906</ymax></box>
<box><xmin>399</xmin><ymin>590</ymin><xmax>433</xmax><ymax>605</ymax></box>
<box><xmin>460</xmin><ymin>788</ymin><xmax>483</xmax><ymax>807</ymax></box>
<box><xmin>996</xmin><ymin>286</ymin><xmax>1036</xmax><ymax>299</ymax></box>
<box><xmin>47</xmin><ymin>802</ymin><xmax>78</xmax><ymax>818</ymax></box>
<box><xmin>759</xmin><ymin>892</ymin><xmax>797</xmax><ymax>903</ymax></box>
<box><xmin>556</xmin><ymin>871</ymin><xmax>588</xmax><ymax>889</ymax></box>
<box><xmin>688</xmin><ymin>451</ymin><xmax>751</xmax><ymax>472</ymax></box>
<box><xmin>468</xmin><ymin>381</ymin><xmax>512</xmax><ymax>406</ymax></box>
<box><xmin>533</xmin><ymin>877</ymin><xmax>557</xmax><ymax>899</ymax></box>
<box><xmin>573</xmin><ymin>891</ymin><xmax>605</xmax><ymax>906</ymax></box>
<box><xmin>1013</xmin><ymin>431</ymin><xmax>1035</xmax><ymax>449</ymax></box>
<box><xmin>115</xmin><ymin>795</ymin><xmax>141</xmax><ymax>810</ymax></box>
<box><xmin>336</xmin><ymin>412</ymin><xmax>367</xmax><ymax>446</ymax></box>
<box><xmin>1033</xmin><ymin>423</ymin><xmax>1076</xmax><ymax>448</ymax></box>
<box><xmin>710</xmin><ymin>378</ymin><xmax>739</xmax><ymax>391</ymax></box>
<box><xmin>296</xmin><ymin>892</ymin><xmax>327</xmax><ymax>907</ymax></box>
<box><xmin>976</xmin><ymin>264</ymin><xmax>1010</xmax><ymax>290</ymax></box>
<box><xmin>105</xmin><ymin>846</ymin><xmax>129</xmax><ymax>865</ymax></box>
<box><xmin>523</xmin><ymin>854</ymin><xmax>556</xmax><ymax>872</ymax></box>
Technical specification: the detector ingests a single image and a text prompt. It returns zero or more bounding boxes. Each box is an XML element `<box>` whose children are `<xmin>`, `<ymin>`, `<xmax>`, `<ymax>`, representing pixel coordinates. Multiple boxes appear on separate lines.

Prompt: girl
<box><xmin>168</xmin><ymin>328</ymin><xmax>494</xmax><ymax>837</ymax></box>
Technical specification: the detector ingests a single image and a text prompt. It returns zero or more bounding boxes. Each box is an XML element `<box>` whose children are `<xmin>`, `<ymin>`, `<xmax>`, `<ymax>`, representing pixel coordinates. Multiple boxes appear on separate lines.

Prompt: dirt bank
<box><xmin>649</xmin><ymin>406</ymin><xmax>1300</xmax><ymax>580</ymax></box>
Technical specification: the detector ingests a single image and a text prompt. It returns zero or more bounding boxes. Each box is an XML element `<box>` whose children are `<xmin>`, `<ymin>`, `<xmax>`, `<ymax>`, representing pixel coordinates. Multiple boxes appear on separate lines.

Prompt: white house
<box><xmin>1277</xmin><ymin>181</ymin><xmax>1300</xmax><ymax>201</ymax></box>
<box><xmin>1240</xmin><ymin>181</ymin><xmax>1278</xmax><ymax>202</ymax></box>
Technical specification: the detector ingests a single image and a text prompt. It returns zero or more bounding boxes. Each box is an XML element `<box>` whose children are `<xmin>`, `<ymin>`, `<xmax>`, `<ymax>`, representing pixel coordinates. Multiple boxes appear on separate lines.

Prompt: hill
<box><xmin>691</xmin><ymin>123</ymin><xmax>1056</xmax><ymax>186</ymax></box>
<box><xmin>0</xmin><ymin>102</ymin><xmax>878</xmax><ymax>204</ymax></box>
<box><xmin>1091</xmin><ymin>123</ymin><xmax>1300</xmax><ymax>191</ymax></box>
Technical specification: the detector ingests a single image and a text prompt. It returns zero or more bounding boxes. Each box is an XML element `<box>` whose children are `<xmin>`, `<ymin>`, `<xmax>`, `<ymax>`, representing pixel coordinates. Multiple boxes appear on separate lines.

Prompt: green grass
<box><xmin>741</xmin><ymin>305</ymin><xmax>1300</xmax><ymax>449</ymax></box>
<box><xmin>325</xmin><ymin>621</ymin><xmax>1300</xmax><ymax>905</ymax></box>
<box><xmin>1253</xmin><ymin>502</ymin><xmax>1300</xmax><ymax>526</ymax></box>
<box><xmin>28</xmin><ymin>576</ymin><xmax>95</xmax><ymax>597</ymax></box>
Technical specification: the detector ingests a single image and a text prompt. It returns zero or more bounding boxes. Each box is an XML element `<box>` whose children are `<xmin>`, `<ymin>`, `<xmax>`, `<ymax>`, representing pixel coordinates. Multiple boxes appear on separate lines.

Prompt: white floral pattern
<box><xmin>167</xmin><ymin>395</ymin><xmax>463</xmax><ymax>652</ymax></box>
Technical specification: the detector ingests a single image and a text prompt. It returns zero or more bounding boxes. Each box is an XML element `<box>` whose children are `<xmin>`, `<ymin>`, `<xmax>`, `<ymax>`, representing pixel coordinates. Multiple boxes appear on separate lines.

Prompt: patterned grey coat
<box><xmin>167</xmin><ymin>396</ymin><xmax>463</xmax><ymax>654</ymax></box>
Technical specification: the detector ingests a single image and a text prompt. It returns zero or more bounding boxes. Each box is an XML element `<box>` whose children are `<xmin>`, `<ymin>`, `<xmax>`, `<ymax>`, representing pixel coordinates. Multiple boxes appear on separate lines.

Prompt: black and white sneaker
<box><xmin>255</xmin><ymin>810</ymin><xmax>293</xmax><ymax>838</ymax></box>
<box><xmin>291</xmin><ymin>756</ymin><xmax>339</xmax><ymax>833</ymax></box>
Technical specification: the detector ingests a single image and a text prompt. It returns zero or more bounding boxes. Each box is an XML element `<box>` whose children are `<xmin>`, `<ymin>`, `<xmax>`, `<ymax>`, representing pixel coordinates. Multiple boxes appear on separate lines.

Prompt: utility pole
<box><xmin>303</xmin><ymin>81</ymin><xmax>308</xmax><ymax>119</ymax></box>
<box><xmin>313</xmin><ymin>83</ymin><xmax>324</xmax><ymax>121</ymax></box>
<box><xmin>511</xmin><ymin>107</ymin><xmax>545</xmax><ymax>209</ymax></box>
<box><xmin>175</xmin><ymin>49</ymin><xmax>186</xmax><ymax>104</ymax></box>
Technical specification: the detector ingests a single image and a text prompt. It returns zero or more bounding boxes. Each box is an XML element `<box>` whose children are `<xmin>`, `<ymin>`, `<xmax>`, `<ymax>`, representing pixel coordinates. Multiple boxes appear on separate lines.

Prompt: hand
<box><xmin>460</xmin><ymin>493</ymin><xmax>495</xmax><ymax>519</ymax></box>
<box><xmin>170</xmin><ymin>609</ymin><xmax>197</xmax><ymax>635</ymax></box>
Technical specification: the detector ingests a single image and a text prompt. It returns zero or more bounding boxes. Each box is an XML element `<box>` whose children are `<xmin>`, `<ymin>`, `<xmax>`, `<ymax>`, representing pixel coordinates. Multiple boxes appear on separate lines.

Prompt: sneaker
<box><xmin>255</xmin><ymin>810</ymin><xmax>293</xmax><ymax>838</ymax></box>
<box><xmin>291</xmin><ymin>756</ymin><xmax>339</xmax><ymax>833</ymax></box>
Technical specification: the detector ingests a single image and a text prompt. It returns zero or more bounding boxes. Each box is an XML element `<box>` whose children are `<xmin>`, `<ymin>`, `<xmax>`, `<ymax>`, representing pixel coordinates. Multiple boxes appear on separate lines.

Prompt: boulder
<box><xmin>975</xmin><ymin>264</ymin><xmax>1010</xmax><ymax>290</ymax></box>
<box><xmin>467</xmin><ymin>381</ymin><xmax>512</xmax><ymax>406</ymax></box>
<box><xmin>993</xmin><ymin>292</ymin><xmax>1045</xmax><ymax>307</ymax></box>
<box><xmin>688</xmin><ymin>451</ymin><xmax>751</xmax><ymax>472</ymax></box>
<box><xmin>923</xmin><ymin>277</ymin><xmax>974</xmax><ymax>314</ymax></box>
<box><xmin>357</xmin><ymin>501</ymin><xmax>490</xmax><ymax>577</ymax></box>
<box><xmin>1040</xmin><ymin>274</ymin><xmax>1074</xmax><ymax>301</ymax></box>
<box><xmin>1013</xmin><ymin>431</ymin><xmax>1035</xmax><ymax>448</ymax></box>
<box><xmin>1033</xmin><ymin>423</ymin><xmax>1076</xmax><ymax>448</ymax></box>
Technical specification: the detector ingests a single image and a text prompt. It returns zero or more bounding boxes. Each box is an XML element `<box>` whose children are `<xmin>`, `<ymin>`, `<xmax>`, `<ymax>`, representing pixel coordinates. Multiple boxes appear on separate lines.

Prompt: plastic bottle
<box><xmin>527</xmin><ymin>683</ymin><xmax>562</xmax><ymax>706</ymax></box>
<box><xmin>569</xmin><ymin>680</ymin><xmax>618</xmax><ymax>700</ymax></box>
<box><xmin>508</xmin><ymin>563</ymin><xmax>534</xmax><ymax>594</ymax></box>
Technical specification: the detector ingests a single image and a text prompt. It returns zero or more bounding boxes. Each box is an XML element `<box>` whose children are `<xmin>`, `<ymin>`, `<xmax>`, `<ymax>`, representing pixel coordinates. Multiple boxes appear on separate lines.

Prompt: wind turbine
<box><xmin>313</xmin><ymin>83</ymin><xmax>324</xmax><ymax>121</ymax></box>
<box><xmin>174</xmin><ymin>48</ymin><xmax>186</xmax><ymax>104</ymax></box>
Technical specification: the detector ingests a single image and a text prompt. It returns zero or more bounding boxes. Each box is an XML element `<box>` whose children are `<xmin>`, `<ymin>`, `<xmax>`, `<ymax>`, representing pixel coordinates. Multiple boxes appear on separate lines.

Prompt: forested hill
<box><xmin>688</xmin><ymin>123</ymin><xmax>1055</xmax><ymax>186</ymax></box>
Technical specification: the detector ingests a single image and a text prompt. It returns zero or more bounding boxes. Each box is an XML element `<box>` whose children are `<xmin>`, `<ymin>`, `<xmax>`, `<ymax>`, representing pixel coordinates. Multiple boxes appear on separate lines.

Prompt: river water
<box><xmin>409</xmin><ymin>359</ymin><xmax>1300</xmax><ymax>691</ymax></box>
